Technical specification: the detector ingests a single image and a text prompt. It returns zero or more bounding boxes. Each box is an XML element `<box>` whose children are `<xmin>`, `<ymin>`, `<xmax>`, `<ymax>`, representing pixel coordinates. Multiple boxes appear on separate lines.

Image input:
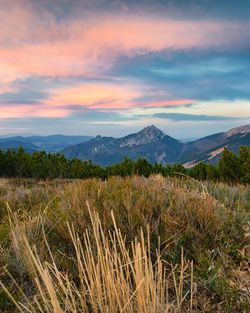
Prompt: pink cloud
<box><xmin>0</xmin><ymin>1</ymin><xmax>249</xmax><ymax>119</ymax></box>
<box><xmin>0</xmin><ymin>83</ymin><xmax>195</xmax><ymax>119</ymax></box>
<box><xmin>0</xmin><ymin>103</ymin><xmax>69</xmax><ymax>119</ymax></box>
<box><xmin>0</xmin><ymin>81</ymin><xmax>142</xmax><ymax>118</ymax></box>
<box><xmin>46</xmin><ymin>83</ymin><xmax>141</xmax><ymax>109</ymax></box>
<box><xmin>44</xmin><ymin>83</ymin><xmax>196</xmax><ymax>110</ymax></box>
<box><xmin>0</xmin><ymin>1</ymin><xmax>249</xmax><ymax>89</ymax></box>
<box><xmin>144</xmin><ymin>99</ymin><xmax>196</xmax><ymax>108</ymax></box>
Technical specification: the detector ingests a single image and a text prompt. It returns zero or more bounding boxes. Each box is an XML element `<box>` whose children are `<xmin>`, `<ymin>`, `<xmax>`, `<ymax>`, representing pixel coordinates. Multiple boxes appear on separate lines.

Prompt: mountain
<box><xmin>62</xmin><ymin>124</ymin><xmax>250</xmax><ymax>166</ymax></box>
<box><xmin>0</xmin><ymin>139</ymin><xmax>38</xmax><ymax>153</ymax></box>
<box><xmin>63</xmin><ymin>125</ymin><xmax>183</xmax><ymax>166</ymax></box>
<box><xmin>0</xmin><ymin>125</ymin><xmax>248</xmax><ymax>166</ymax></box>
<box><xmin>182</xmin><ymin>124</ymin><xmax>250</xmax><ymax>166</ymax></box>
<box><xmin>0</xmin><ymin>135</ymin><xmax>92</xmax><ymax>152</ymax></box>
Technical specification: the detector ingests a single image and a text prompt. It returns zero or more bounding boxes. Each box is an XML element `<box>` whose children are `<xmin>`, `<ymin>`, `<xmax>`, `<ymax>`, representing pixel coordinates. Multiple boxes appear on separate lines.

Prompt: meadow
<box><xmin>0</xmin><ymin>176</ymin><xmax>249</xmax><ymax>312</ymax></box>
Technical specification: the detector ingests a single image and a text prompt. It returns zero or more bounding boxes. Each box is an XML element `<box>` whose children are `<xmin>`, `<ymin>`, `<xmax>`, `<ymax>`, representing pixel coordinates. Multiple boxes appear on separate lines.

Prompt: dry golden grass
<box><xmin>2</xmin><ymin>202</ymin><xmax>195</xmax><ymax>313</ymax></box>
<box><xmin>0</xmin><ymin>176</ymin><xmax>249</xmax><ymax>312</ymax></box>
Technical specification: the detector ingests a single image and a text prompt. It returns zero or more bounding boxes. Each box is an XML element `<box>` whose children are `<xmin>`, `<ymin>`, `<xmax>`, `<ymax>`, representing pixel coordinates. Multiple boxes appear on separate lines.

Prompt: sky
<box><xmin>0</xmin><ymin>0</ymin><xmax>250</xmax><ymax>139</ymax></box>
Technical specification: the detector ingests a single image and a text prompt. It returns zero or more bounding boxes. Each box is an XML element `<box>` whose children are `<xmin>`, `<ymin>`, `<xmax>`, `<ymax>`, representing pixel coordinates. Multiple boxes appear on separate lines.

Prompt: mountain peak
<box><xmin>142</xmin><ymin>125</ymin><xmax>158</xmax><ymax>131</ymax></box>
<box><xmin>119</xmin><ymin>125</ymin><xmax>171</xmax><ymax>148</ymax></box>
<box><xmin>140</xmin><ymin>125</ymin><xmax>166</xmax><ymax>138</ymax></box>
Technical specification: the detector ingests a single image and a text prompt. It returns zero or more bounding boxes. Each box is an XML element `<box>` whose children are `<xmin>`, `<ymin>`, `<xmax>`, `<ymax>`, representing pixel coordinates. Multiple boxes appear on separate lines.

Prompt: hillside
<box><xmin>63</xmin><ymin>125</ymin><xmax>183</xmax><ymax>165</ymax></box>
<box><xmin>0</xmin><ymin>135</ymin><xmax>92</xmax><ymax>152</ymax></box>
<box><xmin>62</xmin><ymin>124</ymin><xmax>250</xmax><ymax>166</ymax></box>
<box><xmin>0</xmin><ymin>125</ymin><xmax>249</xmax><ymax>166</ymax></box>
<box><xmin>184</xmin><ymin>125</ymin><xmax>250</xmax><ymax>166</ymax></box>
<box><xmin>0</xmin><ymin>139</ymin><xmax>38</xmax><ymax>153</ymax></box>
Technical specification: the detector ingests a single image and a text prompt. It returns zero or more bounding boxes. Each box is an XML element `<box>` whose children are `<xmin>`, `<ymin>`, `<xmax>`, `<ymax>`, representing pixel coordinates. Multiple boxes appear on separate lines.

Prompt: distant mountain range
<box><xmin>0</xmin><ymin>135</ymin><xmax>92</xmax><ymax>153</ymax></box>
<box><xmin>62</xmin><ymin>124</ymin><xmax>250</xmax><ymax>166</ymax></box>
<box><xmin>0</xmin><ymin>125</ymin><xmax>249</xmax><ymax>166</ymax></box>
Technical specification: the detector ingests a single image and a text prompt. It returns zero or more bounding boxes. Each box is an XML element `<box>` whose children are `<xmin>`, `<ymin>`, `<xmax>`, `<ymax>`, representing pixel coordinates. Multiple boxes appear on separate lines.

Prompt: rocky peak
<box><xmin>120</xmin><ymin>125</ymin><xmax>168</xmax><ymax>147</ymax></box>
<box><xmin>139</xmin><ymin>125</ymin><xmax>166</xmax><ymax>140</ymax></box>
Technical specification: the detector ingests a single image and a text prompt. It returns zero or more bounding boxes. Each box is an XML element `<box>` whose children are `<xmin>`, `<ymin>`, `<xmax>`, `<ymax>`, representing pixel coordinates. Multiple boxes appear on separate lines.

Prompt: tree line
<box><xmin>0</xmin><ymin>146</ymin><xmax>249</xmax><ymax>183</ymax></box>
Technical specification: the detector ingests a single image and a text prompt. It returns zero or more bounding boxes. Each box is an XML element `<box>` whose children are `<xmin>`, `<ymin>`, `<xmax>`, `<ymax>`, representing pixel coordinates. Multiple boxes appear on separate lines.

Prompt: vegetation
<box><xmin>0</xmin><ymin>146</ymin><xmax>249</xmax><ymax>183</ymax></box>
<box><xmin>0</xmin><ymin>176</ymin><xmax>249</xmax><ymax>312</ymax></box>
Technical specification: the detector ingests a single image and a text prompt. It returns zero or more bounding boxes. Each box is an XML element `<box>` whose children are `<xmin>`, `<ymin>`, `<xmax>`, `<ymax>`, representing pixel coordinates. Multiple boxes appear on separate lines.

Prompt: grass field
<box><xmin>0</xmin><ymin>176</ymin><xmax>249</xmax><ymax>312</ymax></box>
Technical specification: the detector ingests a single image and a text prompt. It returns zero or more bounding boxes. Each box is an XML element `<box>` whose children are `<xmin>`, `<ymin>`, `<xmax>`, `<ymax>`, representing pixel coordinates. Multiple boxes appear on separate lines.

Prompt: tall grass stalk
<box><xmin>2</xmin><ymin>201</ymin><xmax>194</xmax><ymax>312</ymax></box>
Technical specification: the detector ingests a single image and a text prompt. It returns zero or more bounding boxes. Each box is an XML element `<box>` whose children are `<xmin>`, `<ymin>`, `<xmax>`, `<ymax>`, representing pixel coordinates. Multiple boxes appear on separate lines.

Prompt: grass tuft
<box><xmin>0</xmin><ymin>176</ymin><xmax>249</xmax><ymax>312</ymax></box>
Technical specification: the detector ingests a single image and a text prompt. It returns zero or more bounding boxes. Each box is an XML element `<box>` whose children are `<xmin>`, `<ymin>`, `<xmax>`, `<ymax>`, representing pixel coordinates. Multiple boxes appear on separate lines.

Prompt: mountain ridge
<box><xmin>62</xmin><ymin>125</ymin><xmax>183</xmax><ymax>166</ymax></box>
<box><xmin>184</xmin><ymin>124</ymin><xmax>250</xmax><ymax>165</ymax></box>
<box><xmin>0</xmin><ymin>125</ymin><xmax>249</xmax><ymax>166</ymax></box>
<box><xmin>0</xmin><ymin>135</ymin><xmax>93</xmax><ymax>152</ymax></box>
<box><xmin>62</xmin><ymin>124</ymin><xmax>250</xmax><ymax>166</ymax></box>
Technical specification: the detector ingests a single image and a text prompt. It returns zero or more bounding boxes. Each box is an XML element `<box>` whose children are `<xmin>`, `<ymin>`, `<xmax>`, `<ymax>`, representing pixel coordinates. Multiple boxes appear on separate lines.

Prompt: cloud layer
<box><xmin>0</xmin><ymin>0</ymin><xmax>249</xmax><ymax>137</ymax></box>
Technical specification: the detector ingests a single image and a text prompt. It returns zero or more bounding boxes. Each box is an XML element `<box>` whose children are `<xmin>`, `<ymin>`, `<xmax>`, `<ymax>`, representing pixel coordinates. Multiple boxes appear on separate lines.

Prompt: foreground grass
<box><xmin>0</xmin><ymin>176</ymin><xmax>249</xmax><ymax>312</ymax></box>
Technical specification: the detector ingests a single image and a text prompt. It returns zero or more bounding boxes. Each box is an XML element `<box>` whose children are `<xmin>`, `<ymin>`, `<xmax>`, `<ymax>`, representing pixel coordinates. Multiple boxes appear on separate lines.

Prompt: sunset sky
<box><xmin>0</xmin><ymin>0</ymin><xmax>250</xmax><ymax>139</ymax></box>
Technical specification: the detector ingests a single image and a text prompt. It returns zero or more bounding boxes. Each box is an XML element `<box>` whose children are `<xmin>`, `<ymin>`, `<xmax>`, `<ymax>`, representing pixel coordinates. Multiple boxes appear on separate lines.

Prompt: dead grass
<box><xmin>0</xmin><ymin>176</ymin><xmax>249</xmax><ymax>312</ymax></box>
<box><xmin>2</xmin><ymin>202</ymin><xmax>195</xmax><ymax>312</ymax></box>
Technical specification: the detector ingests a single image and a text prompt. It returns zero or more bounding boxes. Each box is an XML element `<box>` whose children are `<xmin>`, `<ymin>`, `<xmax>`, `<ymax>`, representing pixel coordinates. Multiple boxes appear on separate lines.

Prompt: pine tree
<box><xmin>133</xmin><ymin>158</ymin><xmax>152</xmax><ymax>177</ymax></box>
<box><xmin>239</xmin><ymin>146</ymin><xmax>250</xmax><ymax>183</ymax></box>
<box><xmin>190</xmin><ymin>162</ymin><xmax>208</xmax><ymax>180</ymax></box>
<box><xmin>219</xmin><ymin>148</ymin><xmax>241</xmax><ymax>183</ymax></box>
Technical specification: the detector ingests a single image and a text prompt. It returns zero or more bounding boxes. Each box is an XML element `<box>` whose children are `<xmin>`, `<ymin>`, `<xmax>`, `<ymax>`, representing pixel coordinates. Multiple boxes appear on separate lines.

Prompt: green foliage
<box><xmin>171</xmin><ymin>163</ymin><xmax>187</xmax><ymax>175</ymax></box>
<box><xmin>0</xmin><ymin>289</ymin><xmax>15</xmax><ymax>312</ymax></box>
<box><xmin>106</xmin><ymin>157</ymin><xmax>134</xmax><ymax>177</ymax></box>
<box><xmin>207</xmin><ymin>164</ymin><xmax>220</xmax><ymax>181</ymax></box>
<box><xmin>239</xmin><ymin>146</ymin><xmax>250</xmax><ymax>183</ymax></box>
<box><xmin>133</xmin><ymin>158</ymin><xmax>152</xmax><ymax>177</ymax></box>
<box><xmin>219</xmin><ymin>148</ymin><xmax>241</xmax><ymax>183</ymax></box>
<box><xmin>190</xmin><ymin>162</ymin><xmax>208</xmax><ymax>180</ymax></box>
<box><xmin>0</xmin><ymin>146</ymin><xmax>248</xmax><ymax>183</ymax></box>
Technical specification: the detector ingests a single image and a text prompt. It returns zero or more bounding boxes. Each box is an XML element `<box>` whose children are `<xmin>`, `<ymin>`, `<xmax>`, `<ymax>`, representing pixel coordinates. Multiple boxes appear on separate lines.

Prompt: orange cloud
<box><xmin>46</xmin><ymin>83</ymin><xmax>142</xmax><ymax>109</ymax></box>
<box><xmin>45</xmin><ymin>83</ymin><xmax>195</xmax><ymax>110</ymax></box>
